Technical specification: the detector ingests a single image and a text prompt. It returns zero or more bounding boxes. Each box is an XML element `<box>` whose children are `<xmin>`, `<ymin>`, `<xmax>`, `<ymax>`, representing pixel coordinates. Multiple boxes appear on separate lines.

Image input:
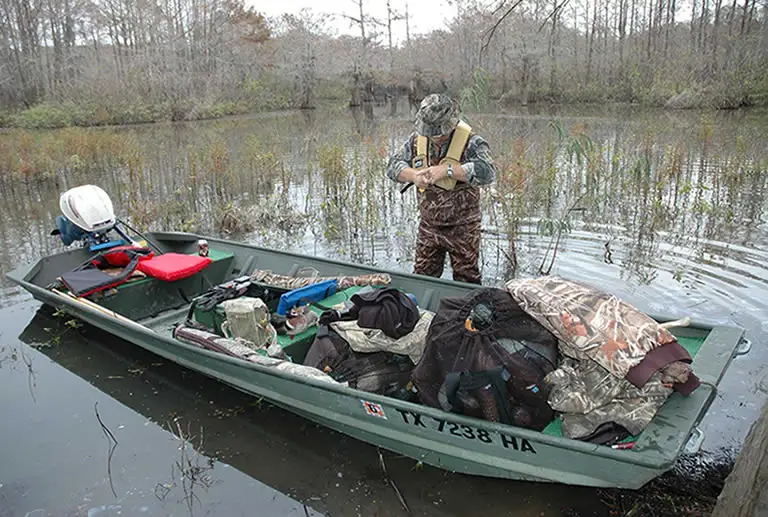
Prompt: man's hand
<box><xmin>426</xmin><ymin>164</ymin><xmax>449</xmax><ymax>182</ymax></box>
<box><xmin>413</xmin><ymin>170</ymin><xmax>432</xmax><ymax>189</ymax></box>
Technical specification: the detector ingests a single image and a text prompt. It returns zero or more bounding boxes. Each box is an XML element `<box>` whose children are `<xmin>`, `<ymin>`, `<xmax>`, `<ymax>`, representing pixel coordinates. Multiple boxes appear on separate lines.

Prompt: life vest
<box><xmin>412</xmin><ymin>121</ymin><xmax>472</xmax><ymax>191</ymax></box>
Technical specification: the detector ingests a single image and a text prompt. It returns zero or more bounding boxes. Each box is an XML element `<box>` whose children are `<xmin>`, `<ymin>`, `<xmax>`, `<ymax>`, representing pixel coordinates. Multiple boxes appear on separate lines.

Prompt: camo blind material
<box><xmin>546</xmin><ymin>358</ymin><xmax>672</xmax><ymax>437</ymax></box>
<box><xmin>505</xmin><ymin>276</ymin><xmax>677</xmax><ymax>379</ymax></box>
<box><xmin>251</xmin><ymin>270</ymin><xmax>391</xmax><ymax>291</ymax></box>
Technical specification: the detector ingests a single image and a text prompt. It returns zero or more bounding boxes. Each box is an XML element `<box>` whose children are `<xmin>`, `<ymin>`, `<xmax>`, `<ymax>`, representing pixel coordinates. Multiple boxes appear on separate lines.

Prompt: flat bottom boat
<box><xmin>6</xmin><ymin>231</ymin><xmax>748</xmax><ymax>489</ymax></box>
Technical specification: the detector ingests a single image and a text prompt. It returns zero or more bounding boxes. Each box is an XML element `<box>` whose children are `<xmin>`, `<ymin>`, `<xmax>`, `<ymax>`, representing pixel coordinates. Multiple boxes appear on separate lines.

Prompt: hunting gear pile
<box><xmin>506</xmin><ymin>276</ymin><xmax>700</xmax><ymax>439</ymax></box>
<box><xmin>177</xmin><ymin>258</ymin><xmax>701</xmax><ymax>443</ymax></box>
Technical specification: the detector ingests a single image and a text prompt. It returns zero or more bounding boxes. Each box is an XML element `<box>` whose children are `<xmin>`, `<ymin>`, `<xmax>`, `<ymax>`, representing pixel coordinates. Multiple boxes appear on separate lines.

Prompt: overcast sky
<box><xmin>250</xmin><ymin>0</ymin><xmax>455</xmax><ymax>44</ymax></box>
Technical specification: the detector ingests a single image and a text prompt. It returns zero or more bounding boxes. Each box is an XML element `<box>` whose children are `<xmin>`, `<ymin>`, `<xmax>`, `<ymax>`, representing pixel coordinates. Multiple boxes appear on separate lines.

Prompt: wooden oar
<box><xmin>51</xmin><ymin>288</ymin><xmax>154</xmax><ymax>333</ymax></box>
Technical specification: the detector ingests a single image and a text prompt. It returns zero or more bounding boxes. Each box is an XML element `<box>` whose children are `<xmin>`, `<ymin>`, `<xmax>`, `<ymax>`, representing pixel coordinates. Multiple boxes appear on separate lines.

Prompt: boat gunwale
<box><xmin>152</xmin><ymin>232</ymin><xmax>733</xmax><ymax>329</ymax></box>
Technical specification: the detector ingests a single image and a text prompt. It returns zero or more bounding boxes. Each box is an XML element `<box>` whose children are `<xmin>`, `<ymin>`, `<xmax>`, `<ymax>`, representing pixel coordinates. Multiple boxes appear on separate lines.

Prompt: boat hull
<box><xmin>6</xmin><ymin>231</ymin><xmax>746</xmax><ymax>489</ymax></box>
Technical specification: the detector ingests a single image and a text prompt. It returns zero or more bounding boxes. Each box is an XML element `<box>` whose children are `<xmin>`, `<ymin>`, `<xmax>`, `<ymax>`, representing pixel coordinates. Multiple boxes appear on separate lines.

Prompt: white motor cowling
<box><xmin>59</xmin><ymin>185</ymin><xmax>116</xmax><ymax>233</ymax></box>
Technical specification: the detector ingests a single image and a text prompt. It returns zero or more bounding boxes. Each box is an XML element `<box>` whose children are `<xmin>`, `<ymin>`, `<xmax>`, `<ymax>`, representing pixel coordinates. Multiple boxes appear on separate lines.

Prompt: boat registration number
<box><xmin>394</xmin><ymin>408</ymin><xmax>537</xmax><ymax>454</ymax></box>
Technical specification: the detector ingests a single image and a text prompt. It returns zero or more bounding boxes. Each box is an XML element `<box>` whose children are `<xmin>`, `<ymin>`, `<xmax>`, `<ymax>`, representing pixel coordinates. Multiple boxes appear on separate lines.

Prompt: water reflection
<box><xmin>0</xmin><ymin>104</ymin><xmax>766</xmax><ymax>483</ymax></box>
<box><xmin>10</xmin><ymin>304</ymin><xmax>611</xmax><ymax>517</ymax></box>
<box><xmin>0</xmin><ymin>302</ymin><xmax>324</xmax><ymax>517</ymax></box>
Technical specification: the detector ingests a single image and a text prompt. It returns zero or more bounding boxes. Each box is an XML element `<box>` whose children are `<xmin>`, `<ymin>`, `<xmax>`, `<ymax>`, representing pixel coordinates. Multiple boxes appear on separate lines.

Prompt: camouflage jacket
<box><xmin>546</xmin><ymin>358</ymin><xmax>671</xmax><ymax>438</ymax></box>
<box><xmin>505</xmin><ymin>276</ymin><xmax>678</xmax><ymax>379</ymax></box>
<box><xmin>387</xmin><ymin>131</ymin><xmax>496</xmax><ymax>227</ymax></box>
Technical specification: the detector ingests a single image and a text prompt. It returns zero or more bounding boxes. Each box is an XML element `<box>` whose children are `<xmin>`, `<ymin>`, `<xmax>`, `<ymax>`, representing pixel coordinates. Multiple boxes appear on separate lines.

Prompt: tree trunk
<box><xmin>746</xmin><ymin>0</ymin><xmax>756</xmax><ymax>34</ymax></box>
<box><xmin>548</xmin><ymin>0</ymin><xmax>558</xmax><ymax>97</ymax></box>
<box><xmin>691</xmin><ymin>0</ymin><xmax>699</xmax><ymax>52</ymax></box>
<box><xmin>521</xmin><ymin>55</ymin><xmax>531</xmax><ymax>105</ymax></box>
<box><xmin>727</xmin><ymin>0</ymin><xmax>738</xmax><ymax>36</ymax></box>
<box><xmin>711</xmin><ymin>401</ymin><xmax>768</xmax><ymax>517</ymax></box>
<box><xmin>619</xmin><ymin>0</ymin><xmax>627</xmax><ymax>76</ymax></box>
<box><xmin>603</xmin><ymin>0</ymin><xmax>609</xmax><ymax>81</ymax></box>
<box><xmin>699</xmin><ymin>0</ymin><xmax>709</xmax><ymax>51</ymax></box>
<box><xmin>386</xmin><ymin>0</ymin><xmax>394</xmax><ymax>74</ymax></box>
<box><xmin>587</xmin><ymin>0</ymin><xmax>598</xmax><ymax>82</ymax></box>
<box><xmin>647</xmin><ymin>0</ymin><xmax>653</xmax><ymax>59</ymax></box>
<box><xmin>712</xmin><ymin>0</ymin><xmax>723</xmax><ymax>70</ymax></box>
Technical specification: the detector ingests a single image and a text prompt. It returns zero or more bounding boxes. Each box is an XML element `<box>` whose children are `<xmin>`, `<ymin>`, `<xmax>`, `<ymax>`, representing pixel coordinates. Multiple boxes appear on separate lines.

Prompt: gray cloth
<box><xmin>330</xmin><ymin>310</ymin><xmax>434</xmax><ymax>364</ymax></box>
<box><xmin>174</xmin><ymin>325</ymin><xmax>341</xmax><ymax>385</ymax></box>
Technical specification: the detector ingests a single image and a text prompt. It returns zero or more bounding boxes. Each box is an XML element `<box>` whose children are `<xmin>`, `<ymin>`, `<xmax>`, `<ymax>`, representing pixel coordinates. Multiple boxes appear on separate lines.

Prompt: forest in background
<box><xmin>0</xmin><ymin>0</ymin><xmax>766</xmax><ymax>128</ymax></box>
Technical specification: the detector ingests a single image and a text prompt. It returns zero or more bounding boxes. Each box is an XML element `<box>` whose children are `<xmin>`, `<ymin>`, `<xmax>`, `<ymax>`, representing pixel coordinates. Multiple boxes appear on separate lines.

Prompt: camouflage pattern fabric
<box><xmin>250</xmin><ymin>270</ymin><xmax>391</xmax><ymax>291</ymax></box>
<box><xmin>415</xmin><ymin>219</ymin><xmax>482</xmax><ymax>284</ymax></box>
<box><xmin>546</xmin><ymin>358</ymin><xmax>672</xmax><ymax>437</ymax></box>
<box><xmin>174</xmin><ymin>325</ymin><xmax>341</xmax><ymax>385</ymax></box>
<box><xmin>413</xmin><ymin>93</ymin><xmax>460</xmax><ymax>137</ymax></box>
<box><xmin>330</xmin><ymin>309</ymin><xmax>434</xmax><ymax>364</ymax></box>
<box><xmin>505</xmin><ymin>276</ymin><xmax>678</xmax><ymax>379</ymax></box>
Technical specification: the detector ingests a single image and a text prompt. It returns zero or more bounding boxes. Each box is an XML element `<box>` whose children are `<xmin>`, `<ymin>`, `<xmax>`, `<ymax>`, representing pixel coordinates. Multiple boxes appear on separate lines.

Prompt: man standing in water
<box><xmin>387</xmin><ymin>93</ymin><xmax>497</xmax><ymax>284</ymax></box>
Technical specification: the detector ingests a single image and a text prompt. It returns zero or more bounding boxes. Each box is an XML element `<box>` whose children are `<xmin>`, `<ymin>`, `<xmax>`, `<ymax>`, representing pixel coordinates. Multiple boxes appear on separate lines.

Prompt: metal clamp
<box><xmin>735</xmin><ymin>338</ymin><xmax>752</xmax><ymax>357</ymax></box>
<box><xmin>683</xmin><ymin>426</ymin><xmax>705</xmax><ymax>455</ymax></box>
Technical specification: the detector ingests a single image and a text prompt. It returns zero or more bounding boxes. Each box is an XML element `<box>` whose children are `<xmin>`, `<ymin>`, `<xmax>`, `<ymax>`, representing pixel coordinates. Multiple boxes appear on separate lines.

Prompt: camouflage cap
<box><xmin>415</xmin><ymin>94</ymin><xmax>459</xmax><ymax>137</ymax></box>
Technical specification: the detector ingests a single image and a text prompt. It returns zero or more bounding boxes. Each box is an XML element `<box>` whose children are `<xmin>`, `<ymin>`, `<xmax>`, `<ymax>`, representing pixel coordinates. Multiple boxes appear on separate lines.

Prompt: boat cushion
<box><xmin>137</xmin><ymin>253</ymin><xmax>212</xmax><ymax>282</ymax></box>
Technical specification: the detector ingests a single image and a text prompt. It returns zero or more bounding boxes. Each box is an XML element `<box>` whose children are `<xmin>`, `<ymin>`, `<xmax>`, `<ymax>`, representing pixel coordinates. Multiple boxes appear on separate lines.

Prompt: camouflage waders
<box><xmin>414</xmin><ymin>219</ymin><xmax>482</xmax><ymax>284</ymax></box>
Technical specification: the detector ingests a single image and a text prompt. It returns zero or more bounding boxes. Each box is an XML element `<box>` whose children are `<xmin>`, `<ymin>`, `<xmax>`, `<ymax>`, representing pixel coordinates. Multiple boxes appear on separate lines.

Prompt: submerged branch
<box><xmin>19</xmin><ymin>346</ymin><xmax>37</xmax><ymax>404</ymax></box>
<box><xmin>377</xmin><ymin>448</ymin><xmax>410</xmax><ymax>514</ymax></box>
<box><xmin>94</xmin><ymin>402</ymin><xmax>119</xmax><ymax>498</ymax></box>
<box><xmin>538</xmin><ymin>193</ymin><xmax>587</xmax><ymax>275</ymax></box>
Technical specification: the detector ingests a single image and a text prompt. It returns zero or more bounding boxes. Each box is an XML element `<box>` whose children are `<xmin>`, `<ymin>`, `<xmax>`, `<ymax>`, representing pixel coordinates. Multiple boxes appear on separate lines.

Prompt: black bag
<box><xmin>412</xmin><ymin>288</ymin><xmax>558</xmax><ymax>430</ymax></box>
<box><xmin>304</xmin><ymin>325</ymin><xmax>414</xmax><ymax>398</ymax></box>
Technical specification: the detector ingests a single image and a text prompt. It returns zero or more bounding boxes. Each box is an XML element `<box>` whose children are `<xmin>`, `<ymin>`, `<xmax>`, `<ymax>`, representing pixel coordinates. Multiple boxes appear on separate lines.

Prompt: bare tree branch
<box><xmin>480</xmin><ymin>0</ymin><xmax>526</xmax><ymax>57</ymax></box>
<box><xmin>538</xmin><ymin>0</ymin><xmax>572</xmax><ymax>32</ymax></box>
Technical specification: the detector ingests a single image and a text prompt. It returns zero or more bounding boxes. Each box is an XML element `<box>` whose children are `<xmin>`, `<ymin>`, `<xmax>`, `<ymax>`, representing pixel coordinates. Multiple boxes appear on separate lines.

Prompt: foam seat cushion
<box><xmin>136</xmin><ymin>253</ymin><xmax>212</xmax><ymax>282</ymax></box>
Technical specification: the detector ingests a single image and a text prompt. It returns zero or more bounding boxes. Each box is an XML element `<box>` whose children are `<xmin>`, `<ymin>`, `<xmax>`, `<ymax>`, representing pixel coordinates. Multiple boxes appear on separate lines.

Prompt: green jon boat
<box><xmin>6</xmin><ymin>231</ymin><xmax>749</xmax><ymax>489</ymax></box>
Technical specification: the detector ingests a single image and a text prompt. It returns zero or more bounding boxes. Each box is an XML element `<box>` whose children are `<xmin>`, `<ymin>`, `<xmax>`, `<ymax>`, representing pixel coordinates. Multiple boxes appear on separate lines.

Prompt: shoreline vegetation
<box><xmin>1</xmin><ymin>90</ymin><xmax>766</xmax><ymax>131</ymax></box>
<box><xmin>1</xmin><ymin>0</ymin><xmax>766</xmax><ymax>130</ymax></box>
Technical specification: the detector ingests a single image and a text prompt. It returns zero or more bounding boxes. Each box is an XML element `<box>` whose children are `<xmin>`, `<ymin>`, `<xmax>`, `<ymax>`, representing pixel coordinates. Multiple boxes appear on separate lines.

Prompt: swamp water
<box><xmin>0</xmin><ymin>103</ymin><xmax>766</xmax><ymax>516</ymax></box>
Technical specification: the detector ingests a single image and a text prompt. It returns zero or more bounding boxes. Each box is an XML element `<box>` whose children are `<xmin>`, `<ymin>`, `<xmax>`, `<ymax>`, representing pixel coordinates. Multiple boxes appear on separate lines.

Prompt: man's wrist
<box><xmin>400</xmin><ymin>168</ymin><xmax>419</xmax><ymax>183</ymax></box>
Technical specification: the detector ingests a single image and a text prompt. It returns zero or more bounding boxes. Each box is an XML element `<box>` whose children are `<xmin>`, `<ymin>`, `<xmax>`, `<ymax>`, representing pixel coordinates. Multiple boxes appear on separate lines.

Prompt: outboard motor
<box><xmin>53</xmin><ymin>185</ymin><xmax>134</xmax><ymax>251</ymax></box>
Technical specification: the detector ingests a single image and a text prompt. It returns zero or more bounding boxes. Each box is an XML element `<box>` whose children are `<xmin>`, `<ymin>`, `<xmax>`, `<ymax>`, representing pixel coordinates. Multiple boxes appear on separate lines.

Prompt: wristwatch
<box><xmin>447</xmin><ymin>163</ymin><xmax>454</xmax><ymax>179</ymax></box>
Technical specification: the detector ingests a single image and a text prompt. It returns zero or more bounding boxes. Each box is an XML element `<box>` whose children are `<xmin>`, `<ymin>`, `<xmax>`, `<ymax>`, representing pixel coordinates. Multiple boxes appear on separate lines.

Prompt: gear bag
<box><xmin>304</xmin><ymin>325</ymin><xmax>414</xmax><ymax>398</ymax></box>
<box><xmin>411</xmin><ymin>288</ymin><xmax>559</xmax><ymax>430</ymax></box>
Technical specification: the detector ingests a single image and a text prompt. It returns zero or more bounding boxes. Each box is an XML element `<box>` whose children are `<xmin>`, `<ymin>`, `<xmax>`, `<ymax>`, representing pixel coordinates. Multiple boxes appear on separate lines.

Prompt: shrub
<box><xmin>14</xmin><ymin>104</ymin><xmax>74</xmax><ymax>129</ymax></box>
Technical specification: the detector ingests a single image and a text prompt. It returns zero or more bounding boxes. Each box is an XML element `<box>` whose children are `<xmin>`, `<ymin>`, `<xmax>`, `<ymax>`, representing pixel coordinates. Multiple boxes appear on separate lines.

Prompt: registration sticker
<box><xmin>361</xmin><ymin>400</ymin><xmax>387</xmax><ymax>419</ymax></box>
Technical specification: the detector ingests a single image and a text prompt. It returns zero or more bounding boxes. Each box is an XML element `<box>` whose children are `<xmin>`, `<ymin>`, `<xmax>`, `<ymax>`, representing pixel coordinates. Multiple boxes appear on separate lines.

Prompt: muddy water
<box><xmin>0</xmin><ymin>103</ymin><xmax>767</xmax><ymax>516</ymax></box>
